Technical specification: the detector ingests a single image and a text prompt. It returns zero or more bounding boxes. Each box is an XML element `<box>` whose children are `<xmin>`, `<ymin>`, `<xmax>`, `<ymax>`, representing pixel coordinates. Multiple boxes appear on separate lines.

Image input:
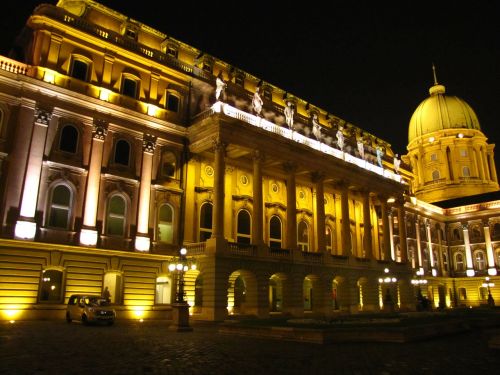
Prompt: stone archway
<box><xmin>227</xmin><ymin>270</ymin><xmax>258</xmax><ymax>316</ymax></box>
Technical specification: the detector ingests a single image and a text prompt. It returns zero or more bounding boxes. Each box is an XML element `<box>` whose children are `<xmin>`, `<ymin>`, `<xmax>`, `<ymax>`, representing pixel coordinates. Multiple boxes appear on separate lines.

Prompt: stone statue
<box><xmin>394</xmin><ymin>154</ymin><xmax>401</xmax><ymax>173</ymax></box>
<box><xmin>215</xmin><ymin>74</ymin><xmax>226</xmax><ymax>101</ymax></box>
<box><xmin>336</xmin><ymin>126</ymin><xmax>345</xmax><ymax>150</ymax></box>
<box><xmin>284</xmin><ymin>101</ymin><xmax>294</xmax><ymax>129</ymax></box>
<box><xmin>376</xmin><ymin>146</ymin><xmax>384</xmax><ymax>168</ymax></box>
<box><xmin>312</xmin><ymin>113</ymin><xmax>322</xmax><ymax>141</ymax></box>
<box><xmin>357</xmin><ymin>138</ymin><xmax>365</xmax><ymax>159</ymax></box>
<box><xmin>252</xmin><ymin>87</ymin><xmax>264</xmax><ymax>116</ymax></box>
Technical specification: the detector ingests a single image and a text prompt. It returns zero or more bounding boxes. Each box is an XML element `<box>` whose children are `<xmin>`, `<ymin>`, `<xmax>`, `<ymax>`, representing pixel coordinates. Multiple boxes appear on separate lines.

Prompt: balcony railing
<box><xmin>227</xmin><ymin>242</ymin><xmax>257</xmax><ymax>256</ymax></box>
<box><xmin>211</xmin><ymin>102</ymin><xmax>403</xmax><ymax>184</ymax></box>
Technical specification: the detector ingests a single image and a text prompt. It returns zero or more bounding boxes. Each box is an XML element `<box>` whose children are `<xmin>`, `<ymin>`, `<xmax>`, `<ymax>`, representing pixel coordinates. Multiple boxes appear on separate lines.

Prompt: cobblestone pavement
<box><xmin>1</xmin><ymin>319</ymin><xmax>499</xmax><ymax>375</ymax></box>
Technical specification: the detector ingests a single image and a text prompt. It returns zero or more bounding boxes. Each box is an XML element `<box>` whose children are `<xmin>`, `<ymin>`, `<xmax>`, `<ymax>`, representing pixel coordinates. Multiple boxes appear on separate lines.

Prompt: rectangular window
<box><xmin>167</xmin><ymin>94</ymin><xmax>179</xmax><ymax>112</ymax></box>
<box><xmin>121</xmin><ymin>78</ymin><xmax>137</xmax><ymax>98</ymax></box>
<box><xmin>70</xmin><ymin>59</ymin><xmax>88</xmax><ymax>81</ymax></box>
<box><xmin>125</xmin><ymin>28</ymin><xmax>137</xmax><ymax>40</ymax></box>
<box><xmin>235</xmin><ymin>75</ymin><xmax>244</xmax><ymax>87</ymax></box>
<box><xmin>460</xmin><ymin>149</ymin><xmax>468</xmax><ymax>157</ymax></box>
<box><xmin>202</xmin><ymin>62</ymin><xmax>212</xmax><ymax>73</ymax></box>
<box><xmin>430</xmin><ymin>153</ymin><xmax>437</xmax><ymax>161</ymax></box>
<box><xmin>166</xmin><ymin>47</ymin><xmax>178</xmax><ymax>58</ymax></box>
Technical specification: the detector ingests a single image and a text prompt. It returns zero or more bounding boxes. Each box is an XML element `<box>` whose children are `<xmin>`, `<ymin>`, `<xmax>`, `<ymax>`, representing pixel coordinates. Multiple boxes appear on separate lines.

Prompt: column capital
<box><xmin>34</xmin><ymin>107</ymin><xmax>52</xmax><ymax>125</ymax></box>
<box><xmin>252</xmin><ymin>149</ymin><xmax>265</xmax><ymax>162</ymax></box>
<box><xmin>461</xmin><ymin>222</ymin><xmax>469</xmax><ymax>230</ymax></box>
<box><xmin>92</xmin><ymin>119</ymin><xmax>108</xmax><ymax>140</ymax></box>
<box><xmin>142</xmin><ymin>134</ymin><xmax>157</xmax><ymax>154</ymax></box>
<box><xmin>311</xmin><ymin>171</ymin><xmax>325</xmax><ymax>183</ymax></box>
<box><xmin>283</xmin><ymin>161</ymin><xmax>297</xmax><ymax>174</ymax></box>
<box><xmin>212</xmin><ymin>137</ymin><xmax>227</xmax><ymax>153</ymax></box>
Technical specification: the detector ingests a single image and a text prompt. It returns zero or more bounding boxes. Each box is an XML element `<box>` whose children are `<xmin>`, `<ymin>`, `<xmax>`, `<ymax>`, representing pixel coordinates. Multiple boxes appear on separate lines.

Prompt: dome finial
<box><xmin>432</xmin><ymin>63</ymin><xmax>438</xmax><ymax>85</ymax></box>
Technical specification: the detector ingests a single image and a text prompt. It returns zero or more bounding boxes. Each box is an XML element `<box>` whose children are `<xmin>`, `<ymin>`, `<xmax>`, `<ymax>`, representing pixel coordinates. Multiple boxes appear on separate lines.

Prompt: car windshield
<box><xmin>85</xmin><ymin>297</ymin><xmax>109</xmax><ymax>307</ymax></box>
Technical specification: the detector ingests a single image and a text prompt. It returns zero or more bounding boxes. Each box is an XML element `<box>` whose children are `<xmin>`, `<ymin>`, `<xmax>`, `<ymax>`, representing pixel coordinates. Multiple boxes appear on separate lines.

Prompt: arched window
<box><xmin>455</xmin><ymin>253</ymin><xmax>465</xmax><ymax>272</ymax></box>
<box><xmin>325</xmin><ymin>225</ymin><xmax>333</xmax><ymax>252</ymax></box>
<box><xmin>48</xmin><ymin>184</ymin><xmax>72</xmax><ymax>229</ymax></box>
<box><xmin>166</xmin><ymin>93</ymin><xmax>180</xmax><ymax>112</ymax></box>
<box><xmin>106</xmin><ymin>195</ymin><xmax>126</xmax><ymax>236</ymax></box>
<box><xmin>462</xmin><ymin>166</ymin><xmax>471</xmax><ymax>177</ymax></box>
<box><xmin>453</xmin><ymin>227</ymin><xmax>461</xmax><ymax>240</ymax></box>
<box><xmin>159</xmin><ymin>151</ymin><xmax>176</xmax><ymax>178</ymax></box>
<box><xmin>432</xmin><ymin>170</ymin><xmax>440</xmax><ymax>181</ymax></box>
<box><xmin>157</xmin><ymin>204</ymin><xmax>174</xmax><ymax>243</ymax></box>
<box><xmin>59</xmin><ymin>125</ymin><xmax>78</xmax><ymax>154</ymax></box>
<box><xmin>236</xmin><ymin>210</ymin><xmax>251</xmax><ymax>244</ymax></box>
<box><xmin>39</xmin><ymin>269</ymin><xmax>63</xmax><ymax>302</ymax></box>
<box><xmin>297</xmin><ymin>220</ymin><xmax>309</xmax><ymax>252</ymax></box>
<box><xmin>114</xmin><ymin>139</ymin><xmax>130</xmax><ymax>166</ymax></box>
<box><xmin>269</xmin><ymin>215</ymin><xmax>282</xmax><ymax>248</ymax></box>
<box><xmin>199</xmin><ymin>202</ymin><xmax>213</xmax><ymax>241</ymax></box>
<box><xmin>473</xmin><ymin>250</ymin><xmax>486</xmax><ymax>271</ymax></box>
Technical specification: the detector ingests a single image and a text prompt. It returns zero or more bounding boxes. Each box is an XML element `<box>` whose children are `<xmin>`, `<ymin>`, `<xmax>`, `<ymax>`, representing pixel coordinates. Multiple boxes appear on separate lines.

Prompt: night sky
<box><xmin>2</xmin><ymin>1</ymin><xmax>499</xmax><ymax>158</ymax></box>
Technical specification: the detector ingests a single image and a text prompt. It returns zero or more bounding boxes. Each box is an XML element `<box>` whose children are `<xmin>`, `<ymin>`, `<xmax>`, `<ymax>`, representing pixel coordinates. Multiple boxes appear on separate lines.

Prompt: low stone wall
<box><xmin>219</xmin><ymin>319</ymin><xmax>470</xmax><ymax>344</ymax></box>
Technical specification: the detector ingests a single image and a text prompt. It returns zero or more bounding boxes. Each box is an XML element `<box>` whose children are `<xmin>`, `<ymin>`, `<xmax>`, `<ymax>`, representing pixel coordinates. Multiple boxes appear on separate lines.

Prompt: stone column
<box><xmin>415</xmin><ymin>218</ymin><xmax>423</xmax><ymax>272</ymax></box>
<box><xmin>312</xmin><ymin>172</ymin><xmax>326</xmax><ymax>252</ymax></box>
<box><xmin>380</xmin><ymin>199</ymin><xmax>391</xmax><ymax>261</ymax></box>
<box><xmin>252</xmin><ymin>151</ymin><xmax>264</xmax><ymax>245</ymax></box>
<box><xmin>135</xmin><ymin>134</ymin><xmax>157</xmax><ymax>251</ymax></box>
<box><xmin>80</xmin><ymin>120</ymin><xmax>107</xmax><ymax>246</ymax></box>
<box><xmin>484</xmin><ymin>220</ymin><xmax>497</xmax><ymax>276</ymax></box>
<box><xmin>426</xmin><ymin>220</ymin><xmax>435</xmax><ymax>275</ymax></box>
<box><xmin>15</xmin><ymin>107</ymin><xmax>52</xmax><ymax>240</ymax></box>
<box><xmin>284</xmin><ymin>162</ymin><xmax>297</xmax><ymax>250</ymax></box>
<box><xmin>397</xmin><ymin>203</ymin><xmax>408</xmax><ymax>263</ymax></box>
<box><xmin>462</xmin><ymin>223</ymin><xmax>475</xmax><ymax>277</ymax></box>
<box><xmin>211</xmin><ymin>139</ymin><xmax>226</xmax><ymax>239</ymax></box>
<box><xmin>388</xmin><ymin>208</ymin><xmax>395</xmax><ymax>261</ymax></box>
<box><xmin>362</xmin><ymin>190</ymin><xmax>373</xmax><ymax>259</ymax></box>
<box><xmin>481</xmin><ymin>149</ymin><xmax>491</xmax><ymax>180</ymax></box>
<box><xmin>487</xmin><ymin>153</ymin><xmax>498</xmax><ymax>182</ymax></box>
<box><xmin>437</xmin><ymin>224</ymin><xmax>445</xmax><ymax>275</ymax></box>
<box><xmin>340</xmin><ymin>182</ymin><xmax>351</xmax><ymax>256</ymax></box>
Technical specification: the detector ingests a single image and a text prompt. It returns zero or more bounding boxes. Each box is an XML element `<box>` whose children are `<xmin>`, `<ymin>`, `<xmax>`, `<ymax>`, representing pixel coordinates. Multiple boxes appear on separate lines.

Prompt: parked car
<box><xmin>66</xmin><ymin>294</ymin><xmax>116</xmax><ymax>325</ymax></box>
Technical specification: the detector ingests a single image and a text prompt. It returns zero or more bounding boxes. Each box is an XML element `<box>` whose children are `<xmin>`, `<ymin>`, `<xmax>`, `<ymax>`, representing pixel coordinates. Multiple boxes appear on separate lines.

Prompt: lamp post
<box><xmin>168</xmin><ymin>247</ymin><xmax>196</xmax><ymax>331</ymax></box>
<box><xmin>378</xmin><ymin>268</ymin><xmax>397</xmax><ymax>313</ymax></box>
<box><xmin>482</xmin><ymin>277</ymin><xmax>495</xmax><ymax>307</ymax></box>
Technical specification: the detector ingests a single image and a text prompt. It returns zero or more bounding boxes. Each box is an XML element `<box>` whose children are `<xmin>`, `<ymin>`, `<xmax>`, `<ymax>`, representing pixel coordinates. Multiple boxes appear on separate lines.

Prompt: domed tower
<box><xmin>407</xmin><ymin>67</ymin><xmax>498</xmax><ymax>203</ymax></box>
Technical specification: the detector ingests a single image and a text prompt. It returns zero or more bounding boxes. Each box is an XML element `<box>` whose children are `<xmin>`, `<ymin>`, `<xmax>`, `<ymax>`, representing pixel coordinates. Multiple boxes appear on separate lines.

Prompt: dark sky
<box><xmin>2</xmin><ymin>1</ymin><xmax>499</xmax><ymax>157</ymax></box>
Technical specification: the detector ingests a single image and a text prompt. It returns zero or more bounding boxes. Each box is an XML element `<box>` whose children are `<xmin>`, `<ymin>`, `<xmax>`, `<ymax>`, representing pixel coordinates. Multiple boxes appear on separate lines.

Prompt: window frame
<box><xmin>47</xmin><ymin>183</ymin><xmax>73</xmax><ymax>230</ymax></box>
<box><xmin>106</xmin><ymin>194</ymin><xmax>127</xmax><ymax>237</ymax></box>
<box><xmin>157</xmin><ymin>203</ymin><xmax>174</xmax><ymax>244</ymax></box>
<box><xmin>236</xmin><ymin>209</ymin><xmax>251</xmax><ymax>244</ymax></box>
<box><xmin>269</xmin><ymin>215</ymin><xmax>282</xmax><ymax>249</ymax></box>
<box><xmin>120</xmin><ymin>74</ymin><xmax>139</xmax><ymax>99</ymax></box>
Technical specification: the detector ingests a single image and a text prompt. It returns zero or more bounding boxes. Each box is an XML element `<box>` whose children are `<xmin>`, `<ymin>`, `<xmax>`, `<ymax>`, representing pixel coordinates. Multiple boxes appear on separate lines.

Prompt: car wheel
<box><xmin>66</xmin><ymin>312</ymin><xmax>72</xmax><ymax>323</ymax></box>
<box><xmin>81</xmin><ymin>314</ymin><xmax>88</xmax><ymax>325</ymax></box>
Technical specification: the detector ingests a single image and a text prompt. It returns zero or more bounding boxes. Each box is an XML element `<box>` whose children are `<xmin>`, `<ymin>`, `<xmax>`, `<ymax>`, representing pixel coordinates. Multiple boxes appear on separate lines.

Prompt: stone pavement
<box><xmin>1</xmin><ymin>319</ymin><xmax>499</xmax><ymax>375</ymax></box>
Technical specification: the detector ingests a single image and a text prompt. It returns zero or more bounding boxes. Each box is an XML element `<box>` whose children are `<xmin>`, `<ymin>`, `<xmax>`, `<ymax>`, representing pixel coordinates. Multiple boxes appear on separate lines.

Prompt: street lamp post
<box><xmin>168</xmin><ymin>247</ymin><xmax>196</xmax><ymax>331</ymax></box>
<box><xmin>378</xmin><ymin>268</ymin><xmax>397</xmax><ymax>313</ymax></box>
<box><xmin>482</xmin><ymin>277</ymin><xmax>495</xmax><ymax>307</ymax></box>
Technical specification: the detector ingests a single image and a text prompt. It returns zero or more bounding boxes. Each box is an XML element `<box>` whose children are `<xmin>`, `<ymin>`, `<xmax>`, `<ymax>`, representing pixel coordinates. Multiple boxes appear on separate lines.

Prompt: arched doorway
<box><xmin>269</xmin><ymin>274</ymin><xmax>284</xmax><ymax>312</ymax></box>
<box><xmin>227</xmin><ymin>270</ymin><xmax>258</xmax><ymax>315</ymax></box>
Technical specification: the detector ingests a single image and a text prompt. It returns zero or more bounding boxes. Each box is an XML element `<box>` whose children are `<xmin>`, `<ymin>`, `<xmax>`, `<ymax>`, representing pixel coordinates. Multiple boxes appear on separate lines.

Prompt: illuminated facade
<box><xmin>0</xmin><ymin>0</ymin><xmax>498</xmax><ymax>322</ymax></box>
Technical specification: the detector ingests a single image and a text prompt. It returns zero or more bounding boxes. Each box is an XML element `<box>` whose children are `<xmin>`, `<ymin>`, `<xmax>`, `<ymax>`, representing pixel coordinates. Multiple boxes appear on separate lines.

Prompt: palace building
<box><xmin>0</xmin><ymin>0</ymin><xmax>498</xmax><ymax>322</ymax></box>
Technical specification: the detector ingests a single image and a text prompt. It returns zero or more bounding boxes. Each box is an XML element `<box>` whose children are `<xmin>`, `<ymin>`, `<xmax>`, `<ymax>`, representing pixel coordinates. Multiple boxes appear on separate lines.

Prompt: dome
<box><xmin>408</xmin><ymin>83</ymin><xmax>481</xmax><ymax>144</ymax></box>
